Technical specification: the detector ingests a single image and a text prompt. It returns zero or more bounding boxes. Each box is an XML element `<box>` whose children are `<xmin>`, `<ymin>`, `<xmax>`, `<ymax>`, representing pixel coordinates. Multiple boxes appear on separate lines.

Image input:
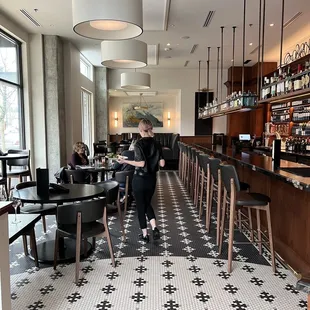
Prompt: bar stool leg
<box><xmin>206</xmin><ymin>177</ymin><xmax>213</xmax><ymax>232</ymax></box>
<box><xmin>256</xmin><ymin>209</ymin><xmax>262</xmax><ymax>255</ymax></box>
<box><xmin>199</xmin><ymin>171</ymin><xmax>205</xmax><ymax>218</ymax></box>
<box><xmin>218</xmin><ymin>190</ymin><xmax>227</xmax><ymax>255</ymax></box>
<box><xmin>205</xmin><ymin>169</ymin><xmax>210</xmax><ymax>232</ymax></box>
<box><xmin>227</xmin><ymin>198</ymin><xmax>236</xmax><ymax>273</ymax></box>
<box><xmin>216</xmin><ymin>175</ymin><xmax>222</xmax><ymax>246</ymax></box>
<box><xmin>248</xmin><ymin>207</ymin><xmax>254</xmax><ymax>242</ymax></box>
<box><xmin>265</xmin><ymin>203</ymin><xmax>276</xmax><ymax>272</ymax></box>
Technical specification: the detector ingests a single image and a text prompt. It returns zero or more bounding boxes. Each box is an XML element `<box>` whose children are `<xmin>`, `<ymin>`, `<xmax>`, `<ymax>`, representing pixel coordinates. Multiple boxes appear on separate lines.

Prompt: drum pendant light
<box><xmin>72</xmin><ymin>0</ymin><xmax>143</xmax><ymax>40</ymax></box>
<box><xmin>101</xmin><ymin>40</ymin><xmax>147</xmax><ymax>68</ymax></box>
<box><xmin>121</xmin><ymin>72</ymin><xmax>151</xmax><ymax>90</ymax></box>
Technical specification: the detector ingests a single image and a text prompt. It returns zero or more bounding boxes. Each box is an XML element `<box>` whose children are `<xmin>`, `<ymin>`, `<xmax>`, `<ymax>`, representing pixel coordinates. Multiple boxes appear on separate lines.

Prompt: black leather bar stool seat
<box><xmin>236</xmin><ymin>192</ymin><xmax>271</xmax><ymax>206</ymax></box>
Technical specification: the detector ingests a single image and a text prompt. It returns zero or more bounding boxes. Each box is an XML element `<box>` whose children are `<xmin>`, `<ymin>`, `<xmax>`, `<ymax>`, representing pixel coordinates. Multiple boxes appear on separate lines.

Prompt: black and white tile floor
<box><xmin>9</xmin><ymin>171</ymin><xmax>306</xmax><ymax>309</ymax></box>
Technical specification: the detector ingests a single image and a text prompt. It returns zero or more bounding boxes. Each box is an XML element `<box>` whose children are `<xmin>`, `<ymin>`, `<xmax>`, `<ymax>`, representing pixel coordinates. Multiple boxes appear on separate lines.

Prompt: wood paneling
<box><xmin>180</xmin><ymin>135</ymin><xmax>212</xmax><ymax>145</ymax></box>
<box><xmin>226</xmin><ymin>62</ymin><xmax>277</xmax><ymax>144</ymax></box>
<box><xmin>237</xmin><ymin>163</ymin><xmax>310</xmax><ymax>274</ymax></box>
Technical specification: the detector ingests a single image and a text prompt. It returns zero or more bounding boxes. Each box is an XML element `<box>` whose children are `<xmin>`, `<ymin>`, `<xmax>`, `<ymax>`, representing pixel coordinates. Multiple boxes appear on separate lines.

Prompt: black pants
<box><xmin>132</xmin><ymin>174</ymin><xmax>157</xmax><ymax>229</ymax></box>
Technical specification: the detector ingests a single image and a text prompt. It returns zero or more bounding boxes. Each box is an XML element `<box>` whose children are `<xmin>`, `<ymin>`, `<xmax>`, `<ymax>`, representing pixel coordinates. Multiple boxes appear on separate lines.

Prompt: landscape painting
<box><xmin>122</xmin><ymin>102</ymin><xmax>163</xmax><ymax>127</ymax></box>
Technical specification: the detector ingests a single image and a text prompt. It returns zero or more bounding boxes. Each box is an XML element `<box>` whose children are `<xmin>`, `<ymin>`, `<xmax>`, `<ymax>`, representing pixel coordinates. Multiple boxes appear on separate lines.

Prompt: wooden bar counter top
<box><xmin>195</xmin><ymin>144</ymin><xmax>310</xmax><ymax>276</ymax></box>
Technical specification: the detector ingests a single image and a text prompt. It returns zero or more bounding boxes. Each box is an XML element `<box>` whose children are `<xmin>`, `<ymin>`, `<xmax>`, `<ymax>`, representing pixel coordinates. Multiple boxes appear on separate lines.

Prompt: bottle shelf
<box><xmin>258</xmin><ymin>87</ymin><xmax>310</xmax><ymax>104</ymax></box>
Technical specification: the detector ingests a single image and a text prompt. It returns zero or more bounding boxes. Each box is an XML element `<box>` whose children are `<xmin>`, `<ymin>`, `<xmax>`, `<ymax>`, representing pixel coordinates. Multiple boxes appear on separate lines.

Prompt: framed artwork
<box><xmin>122</xmin><ymin>102</ymin><xmax>163</xmax><ymax>127</ymax></box>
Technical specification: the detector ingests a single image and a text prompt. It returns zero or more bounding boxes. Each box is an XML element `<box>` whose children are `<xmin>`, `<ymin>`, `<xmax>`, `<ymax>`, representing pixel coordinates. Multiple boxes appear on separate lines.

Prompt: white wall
<box><xmin>109</xmin><ymin>94</ymin><xmax>179</xmax><ymax>135</ymax></box>
<box><xmin>108</xmin><ymin>68</ymin><xmax>228</xmax><ymax>136</ymax></box>
<box><xmin>63</xmin><ymin>41</ymin><xmax>95</xmax><ymax>160</ymax></box>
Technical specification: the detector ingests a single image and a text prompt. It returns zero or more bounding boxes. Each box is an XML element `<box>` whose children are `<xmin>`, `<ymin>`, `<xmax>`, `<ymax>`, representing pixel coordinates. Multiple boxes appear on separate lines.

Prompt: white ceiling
<box><xmin>0</xmin><ymin>0</ymin><xmax>309</xmax><ymax>69</ymax></box>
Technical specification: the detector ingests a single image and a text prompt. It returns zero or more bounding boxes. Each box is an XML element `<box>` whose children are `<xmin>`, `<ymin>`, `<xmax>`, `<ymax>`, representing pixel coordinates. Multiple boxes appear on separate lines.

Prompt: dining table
<box><xmin>13</xmin><ymin>183</ymin><xmax>105</xmax><ymax>264</ymax></box>
<box><xmin>0</xmin><ymin>153</ymin><xmax>29</xmax><ymax>178</ymax></box>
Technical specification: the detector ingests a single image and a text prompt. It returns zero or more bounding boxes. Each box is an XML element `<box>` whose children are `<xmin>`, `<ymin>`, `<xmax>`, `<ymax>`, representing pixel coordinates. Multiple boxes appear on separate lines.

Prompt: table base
<box><xmin>30</xmin><ymin>239</ymin><xmax>92</xmax><ymax>264</ymax></box>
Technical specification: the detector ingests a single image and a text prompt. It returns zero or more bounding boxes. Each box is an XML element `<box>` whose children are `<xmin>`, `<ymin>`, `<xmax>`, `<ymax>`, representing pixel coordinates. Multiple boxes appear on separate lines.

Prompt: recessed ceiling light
<box><xmin>170</xmin><ymin>24</ymin><xmax>175</xmax><ymax>27</ymax></box>
<box><xmin>231</xmin><ymin>59</ymin><xmax>234</xmax><ymax>62</ymax></box>
<box><xmin>181</xmin><ymin>36</ymin><xmax>190</xmax><ymax>40</ymax></box>
<box><xmin>270</xmin><ymin>23</ymin><xmax>274</xmax><ymax>27</ymax></box>
<box><xmin>167</xmin><ymin>43</ymin><xmax>171</xmax><ymax>46</ymax></box>
<box><xmin>249</xmin><ymin>42</ymin><xmax>253</xmax><ymax>46</ymax></box>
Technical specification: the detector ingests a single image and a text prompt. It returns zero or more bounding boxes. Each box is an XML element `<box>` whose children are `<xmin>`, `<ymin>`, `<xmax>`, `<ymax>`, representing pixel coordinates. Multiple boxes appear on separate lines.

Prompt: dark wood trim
<box><xmin>0</xmin><ymin>202</ymin><xmax>13</xmax><ymax>216</ymax></box>
<box><xmin>180</xmin><ymin>136</ymin><xmax>212</xmax><ymax>145</ymax></box>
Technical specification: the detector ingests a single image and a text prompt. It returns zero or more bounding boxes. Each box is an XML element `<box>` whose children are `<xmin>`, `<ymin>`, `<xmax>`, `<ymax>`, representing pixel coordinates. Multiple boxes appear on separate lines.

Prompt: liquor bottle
<box><xmin>271</xmin><ymin>73</ymin><xmax>277</xmax><ymax>97</ymax></box>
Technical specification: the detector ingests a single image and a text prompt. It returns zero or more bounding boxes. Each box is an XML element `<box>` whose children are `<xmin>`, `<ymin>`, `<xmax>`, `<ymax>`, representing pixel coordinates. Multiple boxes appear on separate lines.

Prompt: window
<box><xmin>80</xmin><ymin>54</ymin><xmax>93</xmax><ymax>81</ymax></box>
<box><xmin>0</xmin><ymin>30</ymin><xmax>24</xmax><ymax>151</ymax></box>
<box><xmin>81</xmin><ymin>89</ymin><xmax>93</xmax><ymax>154</ymax></box>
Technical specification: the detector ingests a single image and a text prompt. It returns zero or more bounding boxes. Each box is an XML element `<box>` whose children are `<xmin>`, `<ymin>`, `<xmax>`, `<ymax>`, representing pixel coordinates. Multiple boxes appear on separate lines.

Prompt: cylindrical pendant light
<box><xmin>72</xmin><ymin>0</ymin><xmax>143</xmax><ymax>40</ymax></box>
<box><xmin>121</xmin><ymin>72</ymin><xmax>151</xmax><ymax>90</ymax></box>
<box><xmin>101</xmin><ymin>40</ymin><xmax>147</xmax><ymax>68</ymax></box>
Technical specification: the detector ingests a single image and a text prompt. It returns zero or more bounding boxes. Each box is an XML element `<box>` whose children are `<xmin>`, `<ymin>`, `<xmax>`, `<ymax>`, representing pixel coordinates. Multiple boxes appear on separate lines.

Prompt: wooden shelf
<box><xmin>258</xmin><ymin>88</ymin><xmax>310</xmax><ymax>104</ymax></box>
<box><xmin>200</xmin><ymin>105</ymin><xmax>258</xmax><ymax>119</ymax></box>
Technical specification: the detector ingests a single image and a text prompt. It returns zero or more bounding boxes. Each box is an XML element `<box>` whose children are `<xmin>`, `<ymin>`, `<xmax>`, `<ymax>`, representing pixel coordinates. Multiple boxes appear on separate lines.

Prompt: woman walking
<box><xmin>117</xmin><ymin>119</ymin><xmax>165</xmax><ymax>242</ymax></box>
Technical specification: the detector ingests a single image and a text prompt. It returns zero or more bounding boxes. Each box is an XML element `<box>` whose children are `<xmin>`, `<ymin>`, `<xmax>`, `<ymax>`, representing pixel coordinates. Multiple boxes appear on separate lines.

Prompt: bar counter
<box><xmin>195</xmin><ymin>144</ymin><xmax>310</xmax><ymax>275</ymax></box>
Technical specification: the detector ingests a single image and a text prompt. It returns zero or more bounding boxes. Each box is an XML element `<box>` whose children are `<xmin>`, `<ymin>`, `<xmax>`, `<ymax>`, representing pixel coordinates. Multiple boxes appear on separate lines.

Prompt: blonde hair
<box><xmin>73</xmin><ymin>142</ymin><xmax>85</xmax><ymax>152</ymax></box>
<box><xmin>138</xmin><ymin>119</ymin><xmax>154</xmax><ymax>137</ymax></box>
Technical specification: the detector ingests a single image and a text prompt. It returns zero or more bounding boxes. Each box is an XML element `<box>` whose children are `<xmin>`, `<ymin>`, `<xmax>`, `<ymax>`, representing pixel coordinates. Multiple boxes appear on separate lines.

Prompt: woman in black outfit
<box><xmin>117</xmin><ymin>119</ymin><xmax>165</xmax><ymax>242</ymax></box>
<box><xmin>69</xmin><ymin>142</ymin><xmax>89</xmax><ymax>169</ymax></box>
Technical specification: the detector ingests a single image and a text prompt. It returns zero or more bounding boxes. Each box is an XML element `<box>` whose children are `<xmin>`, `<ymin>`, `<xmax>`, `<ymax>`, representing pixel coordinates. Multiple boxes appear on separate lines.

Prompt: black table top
<box><xmin>0</xmin><ymin>153</ymin><xmax>29</xmax><ymax>160</ymax></box>
<box><xmin>14</xmin><ymin>184</ymin><xmax>105</xmax><ymax>204</ymax></box>
<box><xmin>195</xmin><ymin>144</ymin><xmax>310</xmax><ymax>191</ymax></box>
<box><xmin>9</xmin><ymin>214</ymin><xmax>41</xmax><ymax>244</ymax></box>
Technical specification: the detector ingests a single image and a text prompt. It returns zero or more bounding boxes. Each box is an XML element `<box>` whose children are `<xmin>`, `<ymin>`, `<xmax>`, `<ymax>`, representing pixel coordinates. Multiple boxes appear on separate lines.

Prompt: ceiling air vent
<box><xmin>190</xmin><ymin>44</ymin><xmax>198</xmax><ymax>54</ymax></box>
<box><xmin>203</xmin><ymin>11</ymin><xmax>215</xmax><ymax>27</ymax></box>
<box><xmin>20</xmin><ymin>9</ymin><xmax>41</xmax><ymax>27</ymax></box>
<box><xmin>184</xmin><ymin>61</ymin><xmax>189</xmax><ymax>67</ymax></box>
<box><xmin>284</xmin><ymin>12</ymin><xmax>302</xmax><ymax>29</ymax></box>
<box><xmin>244</xmin><ymin>59</ymin><xmax>251</xmax><ymax>64</ymax></box>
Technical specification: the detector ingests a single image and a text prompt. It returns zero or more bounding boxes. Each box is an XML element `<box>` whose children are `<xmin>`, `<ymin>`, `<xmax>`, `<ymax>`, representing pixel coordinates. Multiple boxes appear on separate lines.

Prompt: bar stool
<box><xmin>178</xmin><ymin>142</ymin><xmax>184</xmax><ymax>179</ymax></box>
<box><xmin>190</xmin><ymin>148</ymin><xmax>199</xmax><ymax>198</ymax></box>
<box><xmin>194</xmin><ymin>151</ymin><xmax>206</xmax><ymax>208</ymax></box>
<box><xmin>198</xmin><ymin>155</ymin><xmax>211</xmax><ymax>223</ymax></box>
<box><xmin>181</xmin><ymin>143</ymin><xmax>187</xmax><ymax>185</ymax></box>
<box><xmin>208</xmin><ymin>158</ymin><xmax>222</xmax><ymax>243</ymax></box>
<box><xmin>185</xmin><ymin>145</ymin><xmax>193</xmax><ymax>192</ymax></box>
<box><xmin>219</xmin><ymin>164</ymin><xmax>276</xmax><ymax>273</ymax></box>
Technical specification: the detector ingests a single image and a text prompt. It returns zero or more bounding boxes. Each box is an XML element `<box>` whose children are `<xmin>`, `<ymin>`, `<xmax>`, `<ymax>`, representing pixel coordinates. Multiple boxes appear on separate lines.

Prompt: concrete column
<box><xmin>95</xmin><ymin>67</ymin><xmax>108</xmax><ymax>141</ymax></box>
<box><xmin>43</xmin><ymin>35</ymin><xmax>66</xmax><ymax>180</ymax></box>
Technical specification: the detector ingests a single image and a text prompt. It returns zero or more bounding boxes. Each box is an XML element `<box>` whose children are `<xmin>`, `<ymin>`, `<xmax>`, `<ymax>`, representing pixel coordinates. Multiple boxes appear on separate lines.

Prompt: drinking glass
<box><xmin>10</xmin><ymin>191</ymin><xmax>21</xmax><ymax>224</ymax></box>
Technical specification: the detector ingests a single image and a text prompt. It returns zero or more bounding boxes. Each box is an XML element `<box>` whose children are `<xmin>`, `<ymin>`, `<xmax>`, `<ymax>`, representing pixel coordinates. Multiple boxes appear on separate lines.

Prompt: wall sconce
<box><xmin>167</xmin><ymin>111</ymin><xmax>171</xmax><ymax>127</ymax></box>
<box><xmin>114</xmin><ymin>111</ymin><xmax>118</xmax><ymax>128</ymax></box>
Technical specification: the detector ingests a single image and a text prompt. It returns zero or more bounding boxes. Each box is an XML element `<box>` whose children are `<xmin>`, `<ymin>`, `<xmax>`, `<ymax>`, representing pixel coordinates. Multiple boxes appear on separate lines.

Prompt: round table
<box><xmin>14</xmin><ymin>184</ymin><xmax>105</xmax><ymax>264</ymax></box>
<box><xmin>0</xmin><ymin>153</ymin><xmax>29</xmax><ymax>178</ymax></box>
<box><xmin>85</xmin><ymin>163</ymin><xmax>116</xmax><ymax>181</ymax></box>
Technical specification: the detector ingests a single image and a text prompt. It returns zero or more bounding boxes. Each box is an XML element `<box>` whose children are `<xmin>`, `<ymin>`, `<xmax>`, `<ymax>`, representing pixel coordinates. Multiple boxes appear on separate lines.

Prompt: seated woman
<box><xmin>69</xmin><ymin>142</ymin><xmax>89</xmax><ymax>169</ymax></box>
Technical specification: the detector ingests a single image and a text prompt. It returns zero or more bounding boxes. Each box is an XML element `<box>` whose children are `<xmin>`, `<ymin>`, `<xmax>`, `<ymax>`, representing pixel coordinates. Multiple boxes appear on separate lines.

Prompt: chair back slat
<box><xmin>200</xmin><ymin>154</ymin><xmax>210</xmax><ymax>172</ymax></box>
<box><xmin>57</xmin><ymin>198</ymin><xmax>106</xmax><ymax>225</ymax></box>
<box><xmin>115</xmin><ymin>170</ymin><xmax>134</xmax><ymax>184</ymax></box>
<box><xmin>96</xmin><ymin>180</ymin><xmax>119</xmax><ymax>204</ymax></box>
<box><xmin>220</xmin><ymin>165</ymin><xmax>241</xmax><ymax>193</ymax></box>
<box><xmin>209</xmin><ymin>158</ymin><xmax>221</xmax><ymax>182</ymax></box>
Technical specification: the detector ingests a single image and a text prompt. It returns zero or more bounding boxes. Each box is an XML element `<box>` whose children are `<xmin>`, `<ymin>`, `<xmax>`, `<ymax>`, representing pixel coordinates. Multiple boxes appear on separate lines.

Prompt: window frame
<box><xmin>80</xmin><ymin>53</ymin><xmax>93</xmax><ymax>81</ymax></box>
<box><xmin>0</xmin><ymin>29</ymin><xmax>25</xmax><ymax>149</ymax></box>
<box><xmin>81</xmin><ymin>88</ymin><xmax>94</xmax><ymax>155</ymax></box>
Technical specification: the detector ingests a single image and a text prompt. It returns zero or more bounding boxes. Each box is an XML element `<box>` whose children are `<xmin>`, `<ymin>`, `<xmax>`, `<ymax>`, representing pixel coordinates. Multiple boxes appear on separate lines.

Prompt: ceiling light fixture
<box><xmin>72</xmin><ymin>0</ymin><xmax>143</xmax><ymax>40</ymax></box>
<box><xmin>269</xmin><ymin>23</ymin><xmax>274</xmax><ymax>27</ymax></box>
<box><xmin>121</xmin><ymin>72</ymin><xmax>151</xmax><ymax>90</ymax></box>
<box><xmin>101</xmin><ymin>40</ymin><xmax>147</xmax><ymax>68</ymax></box>
<box><xmin>249</xmin><ymin>42</ymin><xmax>253</xmax><ymax>46</ymax></box>
<box><xmin>167</xmin><ymin>43</ymin><xmax>171</xmax><ymax>46</ymax></box>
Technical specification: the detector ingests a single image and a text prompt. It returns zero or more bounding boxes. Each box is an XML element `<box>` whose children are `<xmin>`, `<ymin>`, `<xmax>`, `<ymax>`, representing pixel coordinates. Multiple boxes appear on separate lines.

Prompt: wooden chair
<box><xmin>7</xmin><ymin>149</ymin><xmax>32</xmax><ymax>191</ymax></box>
<box><xmin>16</xmin><ymin>181</ymin><xmax>57</xmax><ymax>234</ymax></box>
<box><xmin>53</xmin><ymin>197</ymin><xmax>115</xmax><ymax>283</ymax></box>
<box><xmin>96</xmin><ymin>180</ymin><xmax>126</xmax><ymax>241</ymax></box>
<box><xmin>219</xmin><ymin>164</ymin><xmax>276</xmax><ymax>273</ymax></box>
<box><xmin>0</xmin><ymin>177</ymin><xmax>9</xmax><ymax>200</ymax></box>
<box><xmin>115</xmin><ymin>170</ymin><xmax>134</xmax><ymax>215</ymax></box>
